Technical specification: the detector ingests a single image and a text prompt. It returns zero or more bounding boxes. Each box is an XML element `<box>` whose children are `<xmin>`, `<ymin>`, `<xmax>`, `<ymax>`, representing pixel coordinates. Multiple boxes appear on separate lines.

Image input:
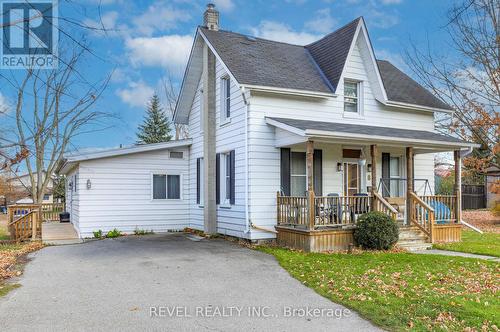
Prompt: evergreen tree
<box><xmin>136</xmin><ymin>94</ymin><xmax>173</xmax><ymax>144</ymax></box>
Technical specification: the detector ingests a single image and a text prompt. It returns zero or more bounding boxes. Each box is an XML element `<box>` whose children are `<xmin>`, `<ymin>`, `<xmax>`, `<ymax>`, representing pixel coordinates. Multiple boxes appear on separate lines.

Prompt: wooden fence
<box><xmin>461</xmin><ymin>184</ymin><xmax>486</xmax><ymax>210</ymax></box>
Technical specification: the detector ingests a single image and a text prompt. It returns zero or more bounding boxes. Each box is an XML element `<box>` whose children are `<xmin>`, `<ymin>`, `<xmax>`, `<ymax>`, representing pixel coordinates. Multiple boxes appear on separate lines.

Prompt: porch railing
<box><xmin>372</xmin><ymin>192</ymin><xmax>398</xmax><ymax>220</ymax></box>
<box><xmin>7</xmin><ymin>205</ymin><xmax>42</xmax><ymax>241</ymax></box>
<box><xmin>277</xmin><ymin>192</ymin><xmax>389</xmax><ymax>229</ymax></box>
<box><xmin>409</xmin><ymin>192</ymin><xmax>435</xmax><ymax>241</ymax></box>
<box><xmin>40</xmin><ymin>203</ymin><xmax>65</xmax><ymax>221</ymax></box>
<box><xmin>419</xmin><ymin>195</ymin><xmax>458</xmax><ymax>224</ymax></box>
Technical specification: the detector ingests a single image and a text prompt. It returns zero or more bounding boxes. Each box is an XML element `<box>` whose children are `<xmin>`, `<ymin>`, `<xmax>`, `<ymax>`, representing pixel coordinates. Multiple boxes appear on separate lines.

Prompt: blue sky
<box><xmin>1</xmin><ymin>0</ymin><xmax>457</xmax><ymax>152</ymax></box>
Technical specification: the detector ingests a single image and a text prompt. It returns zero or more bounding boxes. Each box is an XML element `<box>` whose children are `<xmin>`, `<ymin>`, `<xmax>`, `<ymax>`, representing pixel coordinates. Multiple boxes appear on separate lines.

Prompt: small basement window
<box><xmin>169</xmin><ymin>151</ymin><xmax>183</xmax><ymax>159</ymax></box>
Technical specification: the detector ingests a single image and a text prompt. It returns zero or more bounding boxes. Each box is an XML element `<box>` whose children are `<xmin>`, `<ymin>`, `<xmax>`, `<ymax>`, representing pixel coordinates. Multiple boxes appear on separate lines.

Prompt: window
<box><xmin>220</xmin><ymin>153</ymin><xmax>231</xmax><ymax>204</ymax></box>
<box><xmin>290</xmin><ymin>152</ymin><xmax>306</xmax><ymax>196</ymax></box>
<box><xmin>152</xmin><ymin>174</ymin><xmax>167</xmax><ymax>199</ymax></box>
<box><xmin>43</xmin><ymin>194</ymin><xmax>50</xmax><ymax>201</ymax></box>
<box><xmin>344</xmin><ymin>81</ymin><xmax>359</xmax><ymax>113</ymax></box>
<box><xmin>152</xmin><ymin>174</ymin><xmax>181</xmax><ymax>200</ymax></box>
<box><xmin>197</xmin><ymin>158</ymin><xmax>204</xmax><ymax>205</ymax></box>
<box><xmin>220</xmin><ymin>76</ymin><xmax>231</xmax><ymax>122</ymax></box>
<box><xmin>169</xmin><ymin>151</ymin><xmax>183</xmax><ymax>159</ymax></box>
<box><xmin>217</xmin><ymin>151</ymin><xmax>235</xmax><ymax>205</ymax></box>
<box><xmin>167</xmin><ymin>175</ymin><xmax>181</xmax><ymax>199</ymax></box>
<box><xmin>389</xmin><ymin>157</ymin><xmax>402</xmax><ymax>197</ymax></box>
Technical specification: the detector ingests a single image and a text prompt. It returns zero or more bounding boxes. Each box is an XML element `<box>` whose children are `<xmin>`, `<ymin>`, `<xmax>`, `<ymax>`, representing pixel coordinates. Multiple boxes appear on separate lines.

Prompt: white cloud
<box><xmin>251</xmin><ymin>21</ymin><xmax>320</xmax><ymax>45</ymax></box>
<box><xmin>133</xmin><ymin>3</ymin><xmax>191</xmax><ymax>36</ymax></box>
<box><xmin>366</xmin><ymin>9</ymin><xmax>400</xmax><ymax>28</ymax></box>
<box><xmin>116</xmin><ymin>81</ymin><xmax>155</xmax><ymax>108</ymax></box>
<box><xmin>305</xmin><ymin>8</ymin><xmax>337</xmax><ymax>34</ymax></box>
<box><xmin>83</xmin><ymin>11</ymin><xmax>126</xmax><ymax>38</ymax></box>
<box><xmin>212</xmin><ymin>0</ymin><xmax>235</xmax><ymax>11</ymax></box>
<box><xmin>125</xmin><ymin>34</ymin><xmax>193</xmax><ymax>73</ymax></box>
<box><xmin>380</xmin><ymin>0</ymin><xmax>403</xmax><ymax>4</ymax></box>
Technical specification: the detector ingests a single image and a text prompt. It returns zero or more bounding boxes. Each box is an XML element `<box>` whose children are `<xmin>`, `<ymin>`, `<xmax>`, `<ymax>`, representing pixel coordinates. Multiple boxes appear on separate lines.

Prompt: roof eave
<box><xmin>65</xmin><ymin>139</ymin><xmax>193</xmax><ymax>163</ymax></box>
<box><xmin>382</xmin><ymin>100</ymin><xmax>454</xmax><ymax>114</ymax></box>
<box><xmin>244</xmin><ymin>84</ymin><xmax>336</xmax><ymax>99</ymax></box>
<box><xmin>304</xmin><ymin>129</ymin><xmax>477</xmax><ymax>149</ymax></box>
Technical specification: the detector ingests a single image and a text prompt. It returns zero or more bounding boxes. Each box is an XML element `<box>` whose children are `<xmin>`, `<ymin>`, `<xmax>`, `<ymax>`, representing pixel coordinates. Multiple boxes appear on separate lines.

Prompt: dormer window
<box><xmin>220</xmin><ymin>76</ymin><xmax>231</xmax><ymax>122</ymax></box>
<box><xmin>344</xmin><ymin>81</ymin><xmax>360</xmax><ymax>113</ymax></box>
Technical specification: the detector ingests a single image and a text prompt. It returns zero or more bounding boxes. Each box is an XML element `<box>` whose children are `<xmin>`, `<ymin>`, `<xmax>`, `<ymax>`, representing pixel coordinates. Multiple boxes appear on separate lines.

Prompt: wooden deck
<box><xmin>276</xmin><ymin>191</ymin><xmax>462</xmax><ymax>252</ymax></box>
<box><xmin>42</xmin><ymin>222</ymin><xmax>82</xmax><ymax>245</ymax></box>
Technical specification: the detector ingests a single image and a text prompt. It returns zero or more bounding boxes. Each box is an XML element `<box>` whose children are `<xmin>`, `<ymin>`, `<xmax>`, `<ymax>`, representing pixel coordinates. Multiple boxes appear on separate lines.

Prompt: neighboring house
<box><xmin>486</xmin><ymin>166</ymin><xmax>500</xmax><ymax>208</ymax></box>
<box><xmin>7</xmin><ymin>171</ymin><xmax>54</xmax><ymax>205</ymax></box>
<box><xmin>59</xmin><ymin>5</ymin><xmax>476</xmax><ymax>250</ymax></box>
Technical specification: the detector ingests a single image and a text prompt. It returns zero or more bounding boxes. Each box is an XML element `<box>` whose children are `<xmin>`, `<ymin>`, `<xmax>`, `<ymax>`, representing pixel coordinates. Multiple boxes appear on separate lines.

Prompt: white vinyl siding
<box><xmin>187</xmin><ymin>57</ymin><xmax>247</xmax><ymax>238</ymax></box>
<box><xmin>74</xmin><ymin>148</ymin><xmax>189</xmax><ymax>237</ymax></box>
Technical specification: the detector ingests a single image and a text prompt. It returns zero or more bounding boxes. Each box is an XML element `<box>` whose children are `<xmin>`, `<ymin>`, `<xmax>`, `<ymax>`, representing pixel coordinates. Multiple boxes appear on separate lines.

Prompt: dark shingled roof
<box><xmin>201</xmin><ymin>28</ymin><xmax>332</xmax><ymax>93</ymax></box>
<box><xmin>377</xmin><ymin>60</ymin><xmax>452</xmax><ymax>110</ymax></box>
<box><xmin>305</xmin><ymin>18</ymin><xmax>360</xmax><ymax>91</ymax></box>
<box><xmin>267</xmin><ymin>117</ymin><xmax>467</xmax><ymax>144</ymax></box>
<box><xmin>200</xmin><ymin>19</ymin><xmax>452</xmax><ymax>111</ymax></box>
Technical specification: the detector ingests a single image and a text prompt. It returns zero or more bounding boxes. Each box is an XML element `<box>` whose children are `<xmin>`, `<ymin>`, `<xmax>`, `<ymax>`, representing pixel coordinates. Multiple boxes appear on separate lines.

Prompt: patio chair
<box><xmin>326</xmin><ymin>193</ymin><xmax>342</xmax><ymax>224</ymax></box>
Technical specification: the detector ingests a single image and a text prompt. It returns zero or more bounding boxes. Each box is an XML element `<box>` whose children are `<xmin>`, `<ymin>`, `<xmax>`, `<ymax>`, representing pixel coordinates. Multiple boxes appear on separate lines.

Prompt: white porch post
<box><xmin>405</xmin><ymin>147</ymin><xmax>414</xmax><ymax>225</ymax></box>
<box><xmin>306</xmin><ymin>140</ymin><xmax>315</xmax><ymax>230</ymax></box>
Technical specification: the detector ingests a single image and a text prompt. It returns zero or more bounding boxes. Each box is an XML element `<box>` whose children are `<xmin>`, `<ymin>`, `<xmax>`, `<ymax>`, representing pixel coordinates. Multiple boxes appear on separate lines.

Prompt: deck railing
<box><xmin>372</xmin><ymin>192</ymin><xmax>398</xmax><ymax>221</ymax></box>
<box><xmin>409</xmin><ymin>192</ymin><xmax>434</xmax><ymax>241</ymax></box>
<box><xmin>419</xmin><ymin>195</ymin><xmax>457</xmax><ymax>224</ymax></box>
<box><xmin>7</xmin><ymin>207</ymin><xmax>41</xmax><ymax>241</ymax></box>
<box><xmin>40</xmin><ymin>203</ymin><xmax>65</xmax><ymax>221</ymax></box>
<box><xmin>277</xmin><ymin>192</ymin><xmax>378</xmax><ymax>229</ymax></box>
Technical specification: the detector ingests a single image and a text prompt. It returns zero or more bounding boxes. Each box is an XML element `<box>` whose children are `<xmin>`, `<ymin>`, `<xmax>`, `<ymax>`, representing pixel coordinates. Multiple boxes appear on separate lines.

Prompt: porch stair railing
<box><xmin>372</xmin><ymin>192</ymin><xmax>398</xmax><ymax>221</ymax></box>
<box><xmin>408</xmin><ymin>192</ymin><xmax>435</xmax><ymax>242</ymax></box>
<box><xmin>8</xmin><ymin>208</ymin><xmax>41</xmax><ymax>242</ymax></box>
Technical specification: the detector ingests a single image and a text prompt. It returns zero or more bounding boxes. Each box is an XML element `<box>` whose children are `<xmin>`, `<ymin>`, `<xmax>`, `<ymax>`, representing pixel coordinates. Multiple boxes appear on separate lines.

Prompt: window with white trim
<box><xmin>152</xmin><ymin>173</ymin><xmax>181</xmax><ymax>200</ymax></box>
<box><xmin>220</xmin><ymin>76</ymin><xmax>231</xmax><ymax>122</ymax></box>
<box><xmin>290</xmin><ymin>152</ymin><xmax>307</xmax><ymax>196</ymax></box>
<box><xmin>344</xmin><ymin>81</ymin><xmax>360</xmax><ymax>113</ymax></box>
<box><xmin>169</xmin><ymin>151</ymin><xmax>183</xmax><ymax>159</ymax></box>
<box><xmin>220</xmin><ymin>152</ymin><xmax>231</xmax><ymax>204</ymax></box>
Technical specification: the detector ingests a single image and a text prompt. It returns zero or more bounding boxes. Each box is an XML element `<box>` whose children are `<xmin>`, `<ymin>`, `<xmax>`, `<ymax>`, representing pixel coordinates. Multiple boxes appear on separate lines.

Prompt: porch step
<box><xmin>397</xmin><ymin>228</ymin><xmax>431</xmax><ymax>251</ymax></box>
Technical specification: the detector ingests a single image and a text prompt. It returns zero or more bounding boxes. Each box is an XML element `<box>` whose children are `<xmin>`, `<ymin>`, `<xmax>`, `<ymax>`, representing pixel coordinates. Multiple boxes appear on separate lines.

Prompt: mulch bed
<box><xmin>462</xmin><ymin>210</ymin><xmax>500</xmax><ymax>233</ymax></box>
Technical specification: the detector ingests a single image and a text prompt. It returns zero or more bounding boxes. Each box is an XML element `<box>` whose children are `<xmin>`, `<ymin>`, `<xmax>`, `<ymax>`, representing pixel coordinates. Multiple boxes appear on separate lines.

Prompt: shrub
<box><xmin>353</xmin><ymin>212</ymin><xmax>399</xmax><ymax>250</ymax></box>
<box><xmin>93</xmin><ymin>230</ymin><xmax>103</xmax><ymax>239</ymax></box>
<box><xmin>134</xmin><ymin>228</ymin><xmax>154</xmax><ymax>235</ymax></box>
<box><xmin>106</xmin><ymin>229</ymin><xmax>122</xmax><ymax>238</ymax></box>
<box><xmin>493</xmin><ymin>203</ymin><xmax>500</xmax><ymax>217</ymax></box>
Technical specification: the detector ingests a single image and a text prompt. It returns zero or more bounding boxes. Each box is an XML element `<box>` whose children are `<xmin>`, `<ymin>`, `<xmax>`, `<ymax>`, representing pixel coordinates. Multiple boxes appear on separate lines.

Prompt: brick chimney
<box><xmin>203</xmin><ymin>3</ymin><xmax>219</xmax><ymax>31</ymax></box>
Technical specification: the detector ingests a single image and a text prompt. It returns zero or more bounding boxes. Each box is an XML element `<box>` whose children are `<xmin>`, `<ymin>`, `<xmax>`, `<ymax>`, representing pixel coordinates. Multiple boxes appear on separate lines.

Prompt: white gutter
<box><xmin>242</xmin><ymin>84</ymin><xmax>336</xmax><ymax>99</ymax></box>
<box><xmin>382</xmin><ymin>100</ymin><xmax>454</xmax><ymax>114</ymax></box>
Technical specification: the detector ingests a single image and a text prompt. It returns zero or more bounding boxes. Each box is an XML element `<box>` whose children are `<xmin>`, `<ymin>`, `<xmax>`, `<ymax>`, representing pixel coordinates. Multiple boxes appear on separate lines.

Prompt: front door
<box><xmin>344</xmin><ymin>162</ymin><xmax>359</xmax><ymax>196</ymax></box>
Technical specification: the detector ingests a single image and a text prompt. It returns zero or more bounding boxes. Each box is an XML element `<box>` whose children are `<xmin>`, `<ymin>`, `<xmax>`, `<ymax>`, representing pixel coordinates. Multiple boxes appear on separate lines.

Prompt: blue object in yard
<box><xmin>428</xmin><ymin>201</ymin><xmax>451</xmax><ymax>224</ymax></box>
<box><xmin>0</xmin><ymin>206</ymin><xmax>6</xmax><ymax>214</ymax></box>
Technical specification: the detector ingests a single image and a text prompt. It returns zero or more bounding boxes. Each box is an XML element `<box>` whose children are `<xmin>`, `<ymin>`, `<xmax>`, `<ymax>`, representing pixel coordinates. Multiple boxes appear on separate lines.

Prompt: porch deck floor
<box><xmin>42</xmin><ymin>222</ymin><xmax>82</xmax><ymax>245</ymax></box>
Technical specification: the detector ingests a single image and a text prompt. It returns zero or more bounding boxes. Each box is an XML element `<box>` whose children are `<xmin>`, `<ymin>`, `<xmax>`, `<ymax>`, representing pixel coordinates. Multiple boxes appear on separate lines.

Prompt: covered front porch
<box><xmin>267</xmin><ymin>117</ymin><xmax>473</xmax><ymax>252</ymax></box>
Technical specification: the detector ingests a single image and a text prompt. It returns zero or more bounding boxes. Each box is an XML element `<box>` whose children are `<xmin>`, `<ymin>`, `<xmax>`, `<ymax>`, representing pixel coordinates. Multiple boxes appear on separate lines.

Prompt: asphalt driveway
<box><xmin>0</xmin><ymin>233</ymin><xmax>379</xmax><ymax>331</ymax></box>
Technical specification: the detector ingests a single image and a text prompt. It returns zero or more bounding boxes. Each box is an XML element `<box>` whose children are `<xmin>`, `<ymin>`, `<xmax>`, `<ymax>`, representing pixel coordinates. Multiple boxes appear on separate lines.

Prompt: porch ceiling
<box><xmin>266</xmin><ymin>117</ymin><xmax>479</xmax><ymax>152</ymax></box>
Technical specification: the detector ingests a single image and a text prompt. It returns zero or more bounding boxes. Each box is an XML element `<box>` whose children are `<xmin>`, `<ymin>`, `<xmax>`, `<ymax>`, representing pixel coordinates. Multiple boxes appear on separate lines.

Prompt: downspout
<box><xmin>458</xmin><ymin>146</ymin><xmax>483</xmax><ymax>232</ymax></box>
<box><xmin>241</xmin><ymin>86</ymin><xmax>250</xmax><ymax>236</ymax></box>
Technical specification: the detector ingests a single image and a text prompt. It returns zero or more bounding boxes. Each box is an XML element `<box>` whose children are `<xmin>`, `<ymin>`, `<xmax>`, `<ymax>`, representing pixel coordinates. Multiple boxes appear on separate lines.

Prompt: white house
<box><xmin>59</xmin><ymin>5</ymin><xmax>476</xmax><ymax>250</ymax></box>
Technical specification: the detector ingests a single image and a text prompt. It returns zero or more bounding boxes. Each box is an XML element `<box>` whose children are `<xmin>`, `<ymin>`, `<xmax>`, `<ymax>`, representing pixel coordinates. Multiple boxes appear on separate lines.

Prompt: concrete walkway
<box><xmin>0</xmin><ymin>233</ymin><xmax>380</xmax><ymax>332</ymax></box>
<box><xmin>413</xmin><ymin>249</ymin><xmax>500</xmax><ymax>262</ymax></box>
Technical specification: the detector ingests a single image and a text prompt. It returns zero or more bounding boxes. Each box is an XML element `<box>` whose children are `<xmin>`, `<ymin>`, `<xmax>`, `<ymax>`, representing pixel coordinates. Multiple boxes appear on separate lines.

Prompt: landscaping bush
<box><xmin>93</xmin><ymin>230</ymin><xmax>102</xmax><ymax>239</ymax></box>
<box><xmin>134</xmin><ymin>228</ymin><xmax>154</xmax><ymax>235</ymax></box>
<box><xmin>106</xmin><ymin>229</ymin><xmax>122</xmax><ymax>238</ymax></box>
<box><xmin>353</xmin><ymin>212</ymin><xmax>399</xmax><ymax>250</ymax></box>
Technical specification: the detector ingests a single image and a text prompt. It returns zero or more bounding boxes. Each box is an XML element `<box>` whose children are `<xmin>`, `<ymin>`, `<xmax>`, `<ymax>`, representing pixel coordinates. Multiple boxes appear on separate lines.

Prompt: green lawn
<box><xmin>259</xmin><ymin>247</ymin><xmax>499</xmax><ymax>331</ymax></box>
<box><xmin>433</xmin><ymin>231</ymin><xmax>500</xmax><ymax>257</ymax></box>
